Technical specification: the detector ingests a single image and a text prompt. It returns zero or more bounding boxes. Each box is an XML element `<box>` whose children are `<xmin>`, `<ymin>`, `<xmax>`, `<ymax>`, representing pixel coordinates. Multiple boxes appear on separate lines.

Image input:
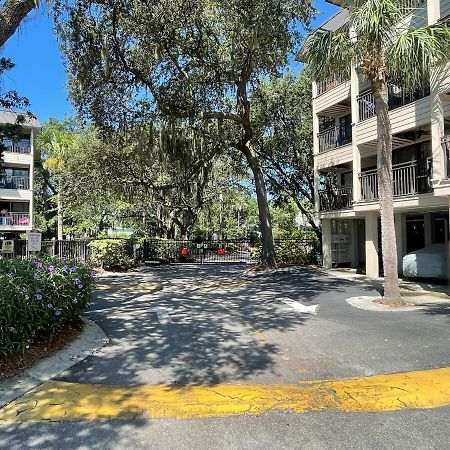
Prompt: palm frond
<box><xmin>349</xmin><ymin>0</ymin><xmax>404</xmax><ymax>51</ymax></box>
<box><xmin>302</xmin><ymin>28</ymin><xmax>353</xmax><ymax>81</ymax></box>
<box><xmin>388</xmin><ymin>24</ymin><xmax>450</xmax><ymax>90</ymax></box>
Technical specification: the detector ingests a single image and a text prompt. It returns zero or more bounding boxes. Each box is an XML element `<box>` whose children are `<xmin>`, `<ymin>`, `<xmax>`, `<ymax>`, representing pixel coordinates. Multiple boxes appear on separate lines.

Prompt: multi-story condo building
<box><xmin>0</xmin><ymin>110</ymin><xmax>40</xmax><ymax>237</ymax></box>
<box><xmin>300</xmin><ymin>0</ymin><xmax>450</xmax><ymax>278</ymax></box>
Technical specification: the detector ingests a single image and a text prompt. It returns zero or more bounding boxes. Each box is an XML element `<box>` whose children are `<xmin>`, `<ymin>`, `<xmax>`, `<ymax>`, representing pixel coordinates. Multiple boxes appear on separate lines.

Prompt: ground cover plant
<box><xmin>0</xmin><ymin>257</ymin><xmax>95</xmax><ymax>358</ymax></box>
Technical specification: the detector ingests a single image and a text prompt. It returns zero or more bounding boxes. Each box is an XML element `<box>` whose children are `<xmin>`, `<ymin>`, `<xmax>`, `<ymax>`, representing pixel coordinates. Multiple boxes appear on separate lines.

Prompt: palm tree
<box><xmin>303</xmin><ymin>0</ymin><xmax>450</xmax><ymax>303</ymax></box>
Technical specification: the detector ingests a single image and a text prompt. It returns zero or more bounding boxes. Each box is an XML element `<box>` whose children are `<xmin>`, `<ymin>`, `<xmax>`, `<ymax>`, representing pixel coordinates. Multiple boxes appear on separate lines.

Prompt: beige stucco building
<box><xmin>0</xmin><ymin>111</ymin><xmax>40</xmax><ymax>237</ymax></box>
<box><xmin>304</xmin><ymin>0</ymin><xmax>450</xmax><ymax>278</ymax></box>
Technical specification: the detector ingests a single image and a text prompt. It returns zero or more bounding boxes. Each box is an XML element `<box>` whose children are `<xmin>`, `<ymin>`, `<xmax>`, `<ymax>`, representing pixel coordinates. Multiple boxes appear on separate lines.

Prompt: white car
<box><xmin>403</xmin><ymin>243</ymin><xmax>449</xmax><ymax>280</ymax></box>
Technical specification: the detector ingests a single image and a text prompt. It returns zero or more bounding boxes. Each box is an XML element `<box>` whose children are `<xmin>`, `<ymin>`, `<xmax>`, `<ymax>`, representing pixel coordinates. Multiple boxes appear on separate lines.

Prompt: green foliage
<box><xmin>252</xmin><ymin>239</ymin><xmax>318</xmax><ymax>265</ymax></box>
<box><xmin>0</xmin><ymin>257</ymin><xmax>94</xmax><ymax>358</ymax></box>
<box><xmin>88</xmin><ymin>239</ymin><xmax>135</xmax><ymax>270</ymax></box>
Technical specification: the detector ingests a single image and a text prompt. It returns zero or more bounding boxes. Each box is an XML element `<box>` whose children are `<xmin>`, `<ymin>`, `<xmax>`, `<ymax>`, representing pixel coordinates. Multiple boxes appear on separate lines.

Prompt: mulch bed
<box><xmin>372</xmin><ymin>298</ymin><xmax>414</xmax><ymax>307</ymax></box>
<box><xmin>0</xmin><ymin>318</ymin><xmax>84</xmax><ymax>381</ymax></box>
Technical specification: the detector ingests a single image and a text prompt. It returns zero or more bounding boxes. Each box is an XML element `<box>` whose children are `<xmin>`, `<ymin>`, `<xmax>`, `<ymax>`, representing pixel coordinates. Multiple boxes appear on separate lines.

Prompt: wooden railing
<box><xmin>317</xmin><ymin>72</ymin><xmax>348</xmax><ymax>96</ymax></box>
<box><xmin>0</xmin><ymin>176</ymin><xmax>30</xmax><ymax>190</ymax></box>
<box><xmin>318</xmin><ymin>126</ymin><xmax>352</xmax><ymax>152</ymax></box>
<box><xmin>318</xmin><ymin>186</ymin><xmax>353</xmax><ymax>211</ymax></box>
<box><xmin>1</xmin><ymin>142</ymin><xmax>31</xmax><ymax>154</ymax></box>
<box><xmin>357</xmin><ymin>84</ymin><xmax>430</xmax><ymax>122</ymax></box>
<box><xmin>442</xmin><ymin>135</ymin><xmax>450</xmax><ymax>178</ymax></box>
<box><xmin>0</xmin><ymin>213</ymin><xmax>30</xmax><ymax>226</ymax></box>
<box><xmin>359</xmin><ymin>160</ymin><xmax>431</xmax><ymax>201</ymax></box>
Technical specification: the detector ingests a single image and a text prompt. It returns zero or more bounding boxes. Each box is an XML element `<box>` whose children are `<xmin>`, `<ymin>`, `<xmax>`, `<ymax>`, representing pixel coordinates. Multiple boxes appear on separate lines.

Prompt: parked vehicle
<box><xmin>403</xmin><ymin>243</ymin><xmax>449</xmax><ymax>280</ymax></box>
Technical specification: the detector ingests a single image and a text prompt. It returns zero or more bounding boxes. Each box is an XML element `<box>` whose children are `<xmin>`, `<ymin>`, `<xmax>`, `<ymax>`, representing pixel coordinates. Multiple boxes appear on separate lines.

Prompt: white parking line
<box><xmin>281</xmin><ymin>299</ymin><xmax>319</xmax><ymax>315</ymax></box>
<box><xmin>151</xmin><ymin>307</ymin><xmax>172</xmax><ymax>324</ymax></box>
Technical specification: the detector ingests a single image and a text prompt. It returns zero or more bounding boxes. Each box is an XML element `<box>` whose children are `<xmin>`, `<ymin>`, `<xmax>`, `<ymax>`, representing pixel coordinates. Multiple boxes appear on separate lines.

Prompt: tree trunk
<box><xmin>0</xmin><ymin>0</ymin><xmax>36</xmax><ymax>48</ymax></box>
<box><xmin>57</xmin><ymin>194</ymin><xmax>63</xmax><ymax>240</ymax></box>
<box><xmin>243</xmin><ymin>147</ymin><xmax>276</xmax><ymax>265</ymax></box>
<box><xmin>371</xmin><ymin>79</ymin><xmax>401</xmax><ymax>303</ymax></box>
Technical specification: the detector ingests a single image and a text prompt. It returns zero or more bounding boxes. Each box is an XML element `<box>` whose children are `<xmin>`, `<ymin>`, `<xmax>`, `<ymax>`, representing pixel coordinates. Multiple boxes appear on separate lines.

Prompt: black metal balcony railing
<box><xmin>357</xmin><ymin>84</ymin><xmax>430</xmax><ymax>122</ymax></box>
<box><xmin>317</xmin><ymin>72</ymin><xmax>349</xmax><ymax>96</ymax></box>
<box><xmin>441</xmin><ymin>135</ymin><xmax>450</xmax><ymax>178</ymax></box>
<box><xmin>359</xmin><ymin>160</ymin><xmax>432</xmax><ymax>201</ymax></box>
<box><xmin>318</xmin><ymin>186</ymin><xmax>353</xmax><ymax>211</ymax></box>
<box><xmin>1</xmin><ymin>142</ymin><xmax>31</xmax><ymax>154</ymax></box>
<box><xmin>0</xmin><ymin>176</ymin><xmax>30</xmax><ymax>190</ymax></box>
<box><xmin>0</xmin><ymin>213</ymin><xmax>30</xmax><ymax>227</ymax></box>
<box><xmin>318</xmin><ymin>126</ymin><xmax>352</xmax><ymax>152</ymax></box>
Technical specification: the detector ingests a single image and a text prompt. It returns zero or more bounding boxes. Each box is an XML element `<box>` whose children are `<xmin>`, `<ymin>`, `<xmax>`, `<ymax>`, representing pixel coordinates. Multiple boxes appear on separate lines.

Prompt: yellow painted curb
<box><xmin>1</xmin><ymin>367</ymin><xmax>450</xmax><ymax>422</ymax></box>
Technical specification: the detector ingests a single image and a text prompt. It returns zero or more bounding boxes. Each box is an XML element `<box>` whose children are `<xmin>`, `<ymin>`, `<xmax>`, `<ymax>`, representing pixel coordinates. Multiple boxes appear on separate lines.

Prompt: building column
<box><xmin>395</xmin><ymin>213</ymin><xmax>407</xmax><ymax>275</ymax></box>
<box><xmin>312</xmin><ymin>81</ymin><xmax>321</xmax><ymax>213</ymax></box>
<box><xmin>322</xmin><ymin>218</ymin><xmax>332</xmax><ymax>269</ymax></box>
<box><xmin>350</xmin><ymin>59</ymin><xmax>361</xmax><ymax>205</ymax></box>
<box><xmin>365</xmin><ymin>212</ymin><xmax>379</xmax><ymax>278</ymax></box>
<box><xmin>424</xmin><ymin>213</ymin><xmax>433</xmax><ymax>248</ymax></box>
<box><xmin>349</xmin><ymin>219</ymin><xmax>358</xmax><ymax>268</ymax></box>
<box><xmin>29</xmin><ymin>129</ymin><xmax>35</xmax><ymax>229</ymax></box>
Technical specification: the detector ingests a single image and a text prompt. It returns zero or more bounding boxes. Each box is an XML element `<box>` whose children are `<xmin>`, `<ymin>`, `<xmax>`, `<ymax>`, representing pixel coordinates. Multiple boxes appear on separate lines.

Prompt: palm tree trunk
<box><xmin>243</xmin><ymin>147</ymin><xmax>276</xmax><ymax>265</ymax></box>
<box><xmin>371</xmin><ymin>79</ymin><xmax>401</xmax><ymax>303</ymax></box>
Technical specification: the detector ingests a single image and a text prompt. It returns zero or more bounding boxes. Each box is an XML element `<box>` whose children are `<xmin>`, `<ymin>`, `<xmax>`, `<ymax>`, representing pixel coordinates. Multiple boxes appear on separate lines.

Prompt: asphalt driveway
<box><xmin>1</xmin><ymin>265</ymin><xmax>450</xmax><ymax>449</ymax></box>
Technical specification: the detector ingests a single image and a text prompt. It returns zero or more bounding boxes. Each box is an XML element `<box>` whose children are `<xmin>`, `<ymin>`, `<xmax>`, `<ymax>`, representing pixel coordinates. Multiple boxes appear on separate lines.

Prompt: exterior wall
<box><xmin>0</xmin><ymin>125</ymin><xmax>37</xmax><ymax>234</ymax></box>
<box><xmin>314</xmin><ymin>81</ymin><xmax>351</xmax><ymax>114</ymax></box>
<box><xmin>316</xmin><ymin>143</ymin><xmax>353</xmax><ymax>170</ymax></box>
<box><xmin>354</xmin><ymin>96</ymin><xmax>431</xmax><ymax>145</ymax></box>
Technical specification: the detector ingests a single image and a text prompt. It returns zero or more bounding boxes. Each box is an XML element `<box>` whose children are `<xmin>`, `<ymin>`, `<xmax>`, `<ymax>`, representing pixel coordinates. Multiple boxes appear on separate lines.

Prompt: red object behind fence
<box><xmin>181</xmin><ymin>248</ymin><xmax>188</xmax><ymax>256</ymax></box>
<box><xmin>217</xmin><ymin>248</ymin><xmax>225</xmax><ymax>256</ymax></box>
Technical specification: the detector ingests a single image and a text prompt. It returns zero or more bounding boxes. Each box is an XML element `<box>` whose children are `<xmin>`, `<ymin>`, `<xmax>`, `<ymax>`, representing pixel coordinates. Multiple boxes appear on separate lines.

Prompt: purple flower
<box><xmin>47</xmin><ymin>303</ymin><xmax>53</xmax><ymax>309</ymax></box>
<box><xmin>47</xmin><ymin>265</ymin><xmax>55</xmax><ymax>273</ymax></box>
<box><xmin>21</xmin><ymin>287</ymin><xmax>28</xmax><ymax>293</ymax></box>
<box><xmin>55</xmin><ymin>310</ymin><xmax>61</xmax><ymax>316</ymax></box>
<box><xmin>70</xmin><ymin>267</ymin><xmax>76</xmax><ymax>273</ymax></box>
<box><xmin>8</xmin><ymin>272</ymin><xmax>15</xmax><ymax>278</ymax></box>
<box><xmin>34</xmin><ymin>273</ymin><xmax>41</xmax><ymax>280</ymax></box>
<box><xmin>77</xmin><ymin>283</ymin><xmax>84</xmax><ymax>289</ymax></box>
<box><xmin>74</xmin><ymin>278</ymin><xmax>81</xmax><ymax>284</ymax></box>
<box><xmin>62</xmin><ymin>265</ymin><xmax>68</xmax><ymax>272</ymax></box>
<box><xmin>36</xmin><ymin>293</ymin><xmax>43</xmax><ymax>301</ymax></box>
<box><xmin>36</xmin><ymin>262</ymin><xmax>43</xmax><ymax>269</ymax></box>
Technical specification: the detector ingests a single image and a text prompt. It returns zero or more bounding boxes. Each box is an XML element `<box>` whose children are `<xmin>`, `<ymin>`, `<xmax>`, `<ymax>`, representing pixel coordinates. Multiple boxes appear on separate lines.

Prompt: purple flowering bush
<box><xmin>0</xmin><ymin>257</ymin><xmax>95</xmax><ymax>358</ymax></box>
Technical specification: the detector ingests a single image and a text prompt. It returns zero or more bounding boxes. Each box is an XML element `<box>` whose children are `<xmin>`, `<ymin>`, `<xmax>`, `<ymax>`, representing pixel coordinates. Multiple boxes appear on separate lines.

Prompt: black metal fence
<box><xmin>2</xmin><ymin>237</ymin><xmax>320</xmax><ymax>266</ymax></box>
<box><xmin>143</xmin><ymin>238</ymin><xmax>319</xmax><ymax>265</ymax></box>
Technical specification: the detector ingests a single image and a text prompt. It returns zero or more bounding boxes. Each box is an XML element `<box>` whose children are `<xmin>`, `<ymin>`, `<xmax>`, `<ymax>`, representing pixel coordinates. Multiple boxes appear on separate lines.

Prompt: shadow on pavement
<box><xmin>57</xmin><ymin>265</ymin><xmax>374</xmax><ymax>386</ymax></box>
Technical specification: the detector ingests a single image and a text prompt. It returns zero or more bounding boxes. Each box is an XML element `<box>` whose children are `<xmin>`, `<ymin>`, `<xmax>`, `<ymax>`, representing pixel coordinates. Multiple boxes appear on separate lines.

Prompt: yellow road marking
<box><xmin>1</xmin><ymin>367</ymin><xmax>450</xmax><ymax>422</ymax></box>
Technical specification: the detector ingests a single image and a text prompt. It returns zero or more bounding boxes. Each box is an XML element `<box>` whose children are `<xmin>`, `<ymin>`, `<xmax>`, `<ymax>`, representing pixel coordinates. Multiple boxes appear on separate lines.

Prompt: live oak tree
<box><xmin>252</xmin><ymin>70</ymin><xmax>320</xmax><ymax>239</ymax></box>
<box><xmin>0</xmin><ymin>0</ymin><xmax>38</xmax><ymax>48</ymax></box>
<box><xmin>53</xmin><ymin>0</ymin><xmax>313</xmax><ymax>265</ymax></box>
<box><xmin>303</xmin><ymin>0</ymin><xmax>450</xmax><ymax>303</ymax></box>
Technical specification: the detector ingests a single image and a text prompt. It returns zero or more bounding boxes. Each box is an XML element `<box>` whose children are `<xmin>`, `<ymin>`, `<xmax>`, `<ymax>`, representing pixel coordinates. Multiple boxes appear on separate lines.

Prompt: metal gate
<box><xmin>142</xmin><ymin>239</ymin><xmax>254</xmax><ymax>264</ymax></box>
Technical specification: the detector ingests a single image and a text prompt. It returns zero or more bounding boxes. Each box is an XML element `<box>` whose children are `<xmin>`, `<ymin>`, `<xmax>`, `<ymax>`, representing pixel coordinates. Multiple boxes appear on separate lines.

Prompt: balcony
<box><xmin>441</xmin><ymin>135</ymin><xmax>450</xmax><ymax>178</ymax></box>
<box><xmin>0</xmin><ymin>213</ymin><xmax>30</xmax><ymax>227</ymax></box>
<box><xmin>357</xmin><ymin>84</ymin><xmax>430</xmax><ymax>122</ymax></box>
<box><xmin>318</xmin><ymin>186</ymin><xmax>353</xmax><ymax>211</ymax></box>
<box><xmin>318</xmin><ymin>126</ymin><xmax>352</xmax><ymax>153</ymax></box>
<box><xmin>317</xmin><ymin>72</ymin><xmax>348</xmax><ymax>96</ymax></box>
<box><xmin>359</xmin><ymin>160</ymin><xmax>432</xmax><ymax>201</ymax></box>
<box><xmin>1</xmin><ymin>142</ymin><xmax>31</xmax><ymax>154</ymax></box>
<box><xmin>0</xmin><ymin>176</ymin><xmax>30</xmax><ymax>190</ymax></box>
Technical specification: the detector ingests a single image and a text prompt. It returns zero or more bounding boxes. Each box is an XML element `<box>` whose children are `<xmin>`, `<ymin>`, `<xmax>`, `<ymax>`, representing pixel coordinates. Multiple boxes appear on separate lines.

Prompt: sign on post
<box><xmin>1</xmin><ymin>240</ymin><xmax>14</xmax><ymax>254</ymax></box>
<box><xmin>28</xmin><ymin>232</ymin><xmax>42</xmax><ymax>252</ymax></box>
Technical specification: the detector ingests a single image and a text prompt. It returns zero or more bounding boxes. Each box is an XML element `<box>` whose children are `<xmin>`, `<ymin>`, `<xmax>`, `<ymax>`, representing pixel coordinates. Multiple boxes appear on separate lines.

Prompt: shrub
<box><xmin>0</xmin><ymin>257</ymin><xmax>95</xmax><ymax>358</ymax></box>
<box><xmin>251</xmin><ymin>239</ymin><xmax>318</xmax><ymax>265</ymax></box>
<box><xmin>88</xmin><ymin>239</ymin><xmax>135</xmax><ymax>270</ymax></box>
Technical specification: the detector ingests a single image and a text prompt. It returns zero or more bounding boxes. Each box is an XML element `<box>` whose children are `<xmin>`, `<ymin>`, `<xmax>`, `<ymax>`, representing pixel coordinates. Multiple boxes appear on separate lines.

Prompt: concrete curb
<box><xmin>0</xmin><ymin>318</ymin><xmax>109</xmax><ymax>409</ymax></box>
<box><xmin>347</xmin><ymin>295</ymin><xmax>450</xmax><ymax>312</ymax></box>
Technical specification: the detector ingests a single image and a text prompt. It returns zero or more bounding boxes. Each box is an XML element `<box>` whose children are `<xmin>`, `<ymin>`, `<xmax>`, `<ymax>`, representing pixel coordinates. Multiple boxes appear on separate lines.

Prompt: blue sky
<box><xmin>1</xmin><ymin>1</ymin><xmax>338</xmax><ymax>124</ymax></box>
